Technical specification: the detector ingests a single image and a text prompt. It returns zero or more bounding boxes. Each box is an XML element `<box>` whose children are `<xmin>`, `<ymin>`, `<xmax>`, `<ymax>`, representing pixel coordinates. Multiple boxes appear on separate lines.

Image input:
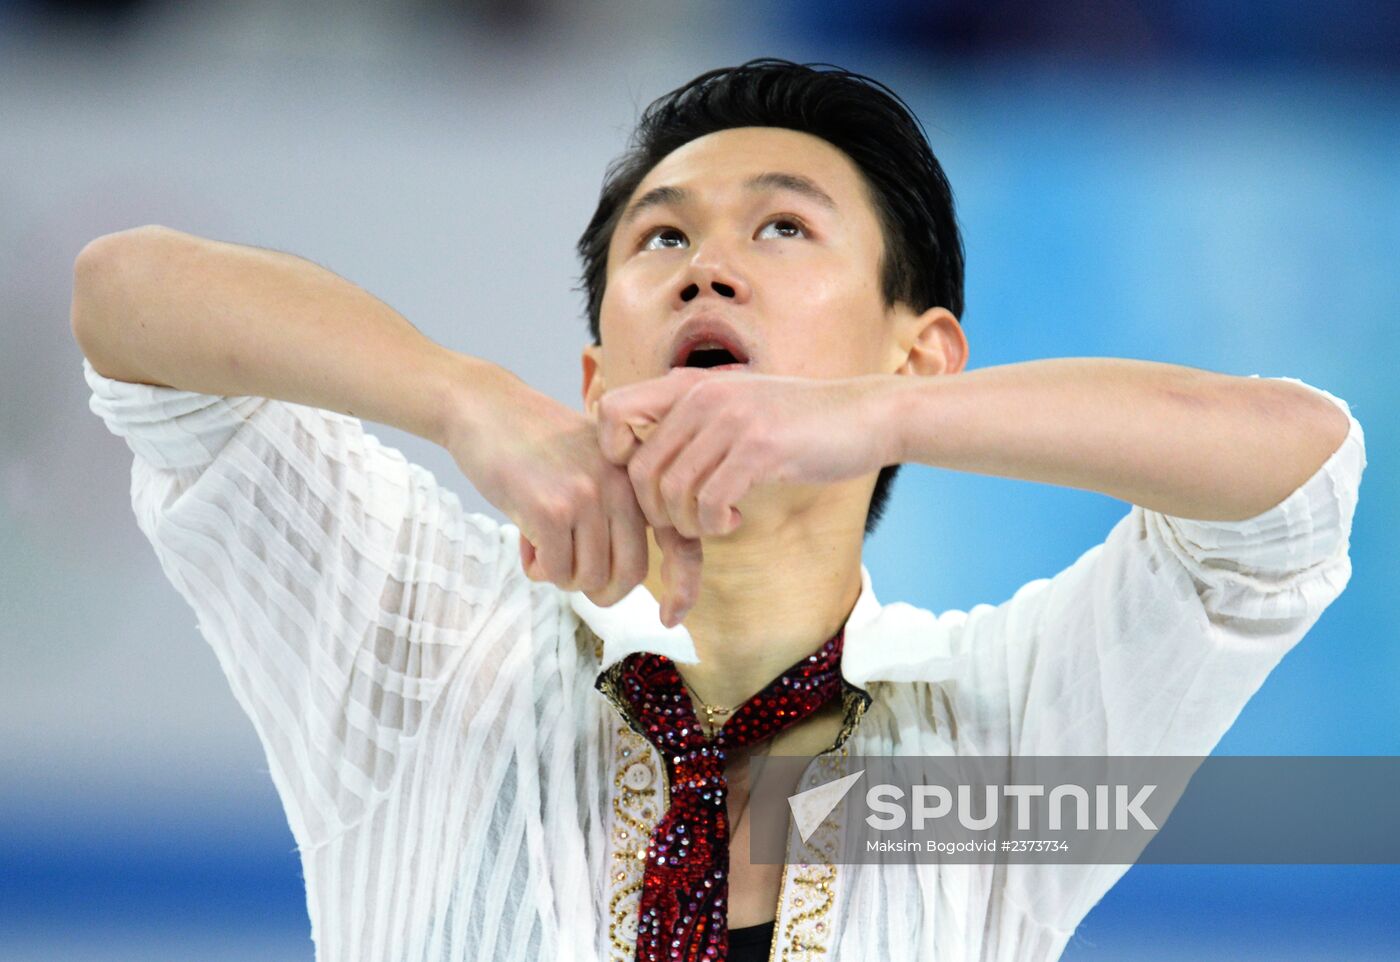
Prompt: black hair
<box><xmin>576</xmin><ymin>58</ymin><xmax>964</xmax><ymax>536</ymax></box>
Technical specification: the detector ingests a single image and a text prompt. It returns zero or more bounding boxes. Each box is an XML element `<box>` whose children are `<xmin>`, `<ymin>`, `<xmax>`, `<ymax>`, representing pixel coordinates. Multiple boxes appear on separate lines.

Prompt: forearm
<box><xmin>888</xmin><ymin>357</ymin><xmax>1351</xmax><ymax>522</ymax></box>
<box><xmin>70</xmin><ymin>225</ymin><xmax>508</xmax><ymax>447</ymax></box>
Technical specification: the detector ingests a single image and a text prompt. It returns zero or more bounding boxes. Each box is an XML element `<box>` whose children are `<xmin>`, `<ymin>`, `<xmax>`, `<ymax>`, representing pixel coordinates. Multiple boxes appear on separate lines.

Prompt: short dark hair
<box><xmin>576</xmin><ymin>58</ymin><xmax>965</xmax><ymax>536</ymax></box>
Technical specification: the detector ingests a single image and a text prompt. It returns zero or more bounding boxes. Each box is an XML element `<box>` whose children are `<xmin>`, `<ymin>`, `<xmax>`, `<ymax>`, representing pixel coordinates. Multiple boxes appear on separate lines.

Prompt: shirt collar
<box><xmin>568</xmin><ymin>563</ymin><xmax>964</xmax><ymax>689</ymax></box>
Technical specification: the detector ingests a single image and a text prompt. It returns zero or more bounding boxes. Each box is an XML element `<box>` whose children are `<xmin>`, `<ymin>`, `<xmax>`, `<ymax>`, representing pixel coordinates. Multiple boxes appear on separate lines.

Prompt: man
<box><xmin>73</xmin><ymin>59</ymin><xmax>1363</xmax><ymax>962</ymax></box>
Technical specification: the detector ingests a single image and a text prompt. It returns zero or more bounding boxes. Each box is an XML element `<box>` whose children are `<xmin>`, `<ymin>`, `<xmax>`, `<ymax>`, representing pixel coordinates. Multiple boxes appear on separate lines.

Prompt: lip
<box><xmin>668</xmin><ymin>316</ymin><xmax>754</xmax><ymax>370</ymax></box>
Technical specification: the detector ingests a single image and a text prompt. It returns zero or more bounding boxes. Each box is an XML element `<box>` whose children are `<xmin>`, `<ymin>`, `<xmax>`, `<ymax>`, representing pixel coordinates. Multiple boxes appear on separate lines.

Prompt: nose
<box><xmin>679</xmin><ymin>279</ymin><xmax>737</xmax><ymax>302</ymax></box>
<box><xmin>673</xmin><ymin>241</ymin><xmax>751</xmax><ymax>309</ymax></box>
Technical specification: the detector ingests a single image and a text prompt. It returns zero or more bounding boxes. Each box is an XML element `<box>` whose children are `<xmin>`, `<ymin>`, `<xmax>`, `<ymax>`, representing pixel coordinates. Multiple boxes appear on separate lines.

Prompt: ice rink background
<box><xmin>2</xmin><ymin>1</ymin><xmax>1397</xmax><ymax>958</ymax></box>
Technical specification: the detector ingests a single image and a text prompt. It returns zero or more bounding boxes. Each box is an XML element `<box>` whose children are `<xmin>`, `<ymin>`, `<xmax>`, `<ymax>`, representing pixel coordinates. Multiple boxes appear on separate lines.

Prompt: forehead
<box><xmin>628</xmin><ymin>126</ymin><xmax>874</xmax><ymax>213</ymax></box>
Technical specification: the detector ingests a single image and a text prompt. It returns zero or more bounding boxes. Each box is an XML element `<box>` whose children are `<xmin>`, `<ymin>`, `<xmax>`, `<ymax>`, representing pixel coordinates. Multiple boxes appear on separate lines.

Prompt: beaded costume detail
<box><xmin>608</xmin><ymin>631</ymin><xmax>847</xmax><ymax>961</ymax></box>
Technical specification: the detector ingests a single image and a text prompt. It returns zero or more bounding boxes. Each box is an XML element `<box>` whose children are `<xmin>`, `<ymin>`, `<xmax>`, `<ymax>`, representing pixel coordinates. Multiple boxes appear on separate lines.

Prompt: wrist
<box><xmin>868</xmin><ymin>373</ymin><xmax>920</xmax><ymax>467</ymax></box>
<box><xmin>435</xmin><ymin>351</ymin><xmax>523</xmax><ymax>452</ymax></box>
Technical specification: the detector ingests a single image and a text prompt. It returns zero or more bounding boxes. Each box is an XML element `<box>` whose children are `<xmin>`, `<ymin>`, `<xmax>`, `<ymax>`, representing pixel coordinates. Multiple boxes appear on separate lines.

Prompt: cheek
<box><xmin>598</xmin><ymin>276</ymin><xmax>660</xmax><ymax>381</ymax></box>
<box><xmin>773</xmin><ymin>242</ymin><xmax>879</xmax><ymax>305</ymax></box>
<box><xmin>601</xmin><ymin>298</ymin><xmax>647</xmax><ymax>353</ymax></box>
<box><xmin>767</xmin><ymin>261</ymin><xmax>888</xmax><ymax>375</ymax></box>
<box><xmin>601</xmin><ymin>253</ymin><xmax>666</xmax><ymax>317</ymax></box>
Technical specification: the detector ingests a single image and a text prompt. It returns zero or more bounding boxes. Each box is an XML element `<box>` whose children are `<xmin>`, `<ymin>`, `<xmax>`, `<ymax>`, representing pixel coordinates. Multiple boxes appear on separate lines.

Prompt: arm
<box><xmin>72</xmin><ymin>227</ymin><xmax>645</xmax><ymax>851</ymax></box>
<box><xmin>70</xmin><ymin>224</ymin><xmax>488</xmax><ymax>448</ymax></box>
<box><xmin>887</xmin><ymin>357</ymin><xmax>1352</xmax><ymax>522</ymax></box>
<box><xmin>592</xmin><ymin>358</ymin><xmax>1357</xmax><ymax>623</ymax></box>
<box><xmin>920</xmin><ymin>368</ymin><xmax>1365</xmax><ymax>940</ymax></box>
<box><xmin>74</xmin><ymin>227</ymin><xmax>522</xmax><ymax>848</ymax></box>
<box><xmin>71</xmin><ymin>224</ymin><xmax>648</xmax><ymax>605</ymax></box>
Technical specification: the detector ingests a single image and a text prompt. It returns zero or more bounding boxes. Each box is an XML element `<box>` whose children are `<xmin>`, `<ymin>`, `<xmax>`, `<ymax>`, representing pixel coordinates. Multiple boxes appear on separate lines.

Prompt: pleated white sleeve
<box><xmin>941</xmin><ymin>375</ymin><xmax>1366</xmax><ymax>939</ymax></box>
<box><xmin>82</xmin><ymin>357</ymin><xmax>514</xmax><ymax>853</ymax></box>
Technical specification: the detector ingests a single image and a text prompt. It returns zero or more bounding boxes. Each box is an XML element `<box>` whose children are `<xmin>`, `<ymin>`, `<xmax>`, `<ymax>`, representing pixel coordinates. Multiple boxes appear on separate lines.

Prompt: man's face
<box><xmin>584</xmin><ymin>126</ymin><xmax>915</xmax><ymax>400</ymax></box>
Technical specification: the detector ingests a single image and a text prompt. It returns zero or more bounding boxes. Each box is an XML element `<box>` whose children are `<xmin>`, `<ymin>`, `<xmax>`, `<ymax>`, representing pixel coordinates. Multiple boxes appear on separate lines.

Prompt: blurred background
<box><xmin>1</xmin><ymin>0</ymin><xmax>1396</xmax><ymax>959</ymax></box>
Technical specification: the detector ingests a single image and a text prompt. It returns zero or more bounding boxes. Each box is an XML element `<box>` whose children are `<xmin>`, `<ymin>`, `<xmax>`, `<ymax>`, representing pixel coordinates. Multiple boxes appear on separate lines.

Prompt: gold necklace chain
<box><xmin>680</xmin><ymin>676</ymin><xmax>742</xmax><ymax>737</ymax></box>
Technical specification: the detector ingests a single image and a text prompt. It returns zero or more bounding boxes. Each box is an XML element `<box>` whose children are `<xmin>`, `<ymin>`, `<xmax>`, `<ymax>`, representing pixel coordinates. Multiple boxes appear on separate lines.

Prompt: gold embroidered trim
<box><xmin>602</xmin><ymin>716</ymin><xmax>665</xmax><ymax>958</ymax></box>
<box><xmin>586</xmin><ymin>624</ymin><xmax>670</xmax><ymax>960</ymax></box>
<box><xmin>771</xmin><ymin>741</ymin><xmax>865</xmax><ymax>961</ymax></box>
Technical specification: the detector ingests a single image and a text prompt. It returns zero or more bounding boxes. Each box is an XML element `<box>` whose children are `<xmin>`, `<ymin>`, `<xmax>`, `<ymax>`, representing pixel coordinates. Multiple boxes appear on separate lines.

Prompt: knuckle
<box><xmin>596</xmin><ymin>393</ymin><xmax>621</xmax><ymax>423</ymax></box>
<box><xmin>623</xmin><ymin>555</ymin><xmax>648</xmax><ymax>586</ymax></box>
<box><xmin>659</xmin><ymin>473</ymin><xmax>686</xmax><ymax>503</ymax></box>
<box><xmin>697</xmin><ymin>493</ymin><xmax>721</xmax><ymax>520</ymax></box>
<box><xmin>569</xmin><ymin>474</ymin><xmax>600</xmax><ymax>505</ymax></box>
<box><xmin>608</xmin><ymin>572</ymin><xmax>632</xmax><ymax>598</ymax></box>
<box><xmin>609</xmin><ymin>492</ymin><xmax>645</xmax><ymax>528</ymax></box>
<box><xmin>539</xmin><ymin>496</ymin><xmax>572</xmax><ymax>527</ymax></box>
<box><xmin>719</xmin><ymin>403</ymin><xmax>746</xmax><ymax>430</ymax></box>
<box><xmin>742</xmin><ymin>425</ymin><xmax>776</xmax><ymax>460</ymax></box>
<box><xmin>539</xmin><ymin>542</ymin><xmax>568</xmax><ymax>572</ymax></box>
<box><xmin>687</xmin><ymin>381</ymin><xmax>720</xmax><ymax>409</ymax></box>
<box><xmin>606</xmin><ymin>469</ymin><xmax>639</xmax><ymax>504</ymax></box>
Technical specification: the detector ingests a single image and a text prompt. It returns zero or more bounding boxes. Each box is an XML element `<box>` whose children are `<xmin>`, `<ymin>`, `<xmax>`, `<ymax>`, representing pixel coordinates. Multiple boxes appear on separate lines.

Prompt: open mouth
<box><xmin>668</xmin><ymin>317</ymin><xmax>754</xmax><ymax>373</ymax></box>
<box><xmin>681</xmin><ymin>346</ymin><xmax>744</xmax><ymax>369</ymax></box>
<box><xmin>671</xmin><ymin>333</ymin><xmax>751</xmax><ymax>370</ymax></box>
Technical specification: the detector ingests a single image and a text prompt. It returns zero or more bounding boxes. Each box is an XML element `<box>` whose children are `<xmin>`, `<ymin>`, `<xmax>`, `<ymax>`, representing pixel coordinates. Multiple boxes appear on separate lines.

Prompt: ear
<box><xmin>892</xmin><ymin>306</ymin><xmax>968</xmax><ymax>377</ymax></box>
<box><xmin>581</xmin><ymin>343</ymin><xmax>607</xmax><ymax>417</ymax></box>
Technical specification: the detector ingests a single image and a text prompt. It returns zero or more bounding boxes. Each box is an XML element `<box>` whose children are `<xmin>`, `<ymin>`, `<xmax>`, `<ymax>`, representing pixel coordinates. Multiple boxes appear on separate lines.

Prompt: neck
<box><xmin>643</xmin><ymin>491</ymin><xmax>868</xmax><ymax>710</ymax></box>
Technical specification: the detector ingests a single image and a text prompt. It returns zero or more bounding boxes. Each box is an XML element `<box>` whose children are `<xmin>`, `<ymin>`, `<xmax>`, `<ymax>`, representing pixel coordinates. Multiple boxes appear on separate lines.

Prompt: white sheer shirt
<box><xmin>83</xmin><ymin>358</ymin><xmax>1366</xmax><ymax>962</ymax></box>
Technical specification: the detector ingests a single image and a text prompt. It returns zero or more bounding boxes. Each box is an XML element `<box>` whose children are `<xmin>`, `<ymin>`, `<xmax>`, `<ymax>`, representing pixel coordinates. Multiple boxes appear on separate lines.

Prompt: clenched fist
<box><xmin>596</xmin><ymin>367</ymin><xmax>899</xmax><ymax>540</ymax></box>
<box><xmin>443</xmin><ymin>367</ymin><xmax>701</xmax><ymax>621</ymax></box>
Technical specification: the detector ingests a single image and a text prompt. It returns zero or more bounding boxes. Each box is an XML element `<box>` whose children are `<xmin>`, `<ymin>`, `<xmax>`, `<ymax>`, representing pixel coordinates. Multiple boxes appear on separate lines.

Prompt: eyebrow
<box><xmin>621</xmin><ymin>184</ymin><xmax>687</xmax><ymax>227</ymax></box>
<box><xmin>619</xmin><ymin>171</ymin><xmax>838</xmax><ymax>227</ymax></box>
<box><xmin>747</xmin><ymin>171</ymin><xmax>837</xmax><ymax>210</ymax></box>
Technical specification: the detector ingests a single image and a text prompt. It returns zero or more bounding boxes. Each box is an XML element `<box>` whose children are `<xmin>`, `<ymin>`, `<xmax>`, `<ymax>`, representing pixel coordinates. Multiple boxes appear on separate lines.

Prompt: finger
<box><xmin>695</xmin><ymin>447</ymin><xmax>750</xmax><ymax>536</ymax></box>
<box><xmin>607</xmin><ymin>484</ymin><xmax>651</xmax><ymax>602</ymax></box>
<box><xmin>596</xmin><ymin>372</ymin><xmax>698</xmax><ymax>464</ymax></box>
<box><xmin>627</xmin><ymin>400</ymin><xmax>704</xmax><ymax>532</ymax></box>
<box><xmin>659</xmin><ymin>421</ymin><xmax>732</xmax><ymax>539</ymax></box>
<box><xmin>597</xmin><ymin>412</ymin><xmax>645</xmax><ymax>465</ymax></box>
<box><xmin>586</xmin><ymin>504</ymin><xmax>648</xmax><ymax>607</ymax></box>
<box><xmin>519</xmin><ymin>532</ymin><xmax>541</xmax><ymax>579</ymax></box>
<box><xmin>533</xmin><ymin>523</ymin><xmax>575</xmax><ymax>587</ymax></box>
<box><xmin>654</xmin><ymin>525</ymin><xmax>703</xmax><ymax>627</ymax></box>
<box><xmin>572</xmin><ymin>508</ymin><xmax>610</xmax><ymax>594</ymax></box>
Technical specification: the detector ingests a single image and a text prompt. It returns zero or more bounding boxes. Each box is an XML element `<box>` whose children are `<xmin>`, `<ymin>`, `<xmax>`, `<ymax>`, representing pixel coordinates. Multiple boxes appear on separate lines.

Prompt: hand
<box><xmin>444</xmin><ymin>369</ymin><xmax>672</xmax><ymax>608</ymax></box>
<box><xmin>596</xmin><ymin>367</ymin><xmax>900</xmax><ymax>541</ymax></box>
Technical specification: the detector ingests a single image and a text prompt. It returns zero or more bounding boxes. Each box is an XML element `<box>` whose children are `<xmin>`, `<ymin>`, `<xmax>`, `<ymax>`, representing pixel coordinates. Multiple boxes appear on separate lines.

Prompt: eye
<box><xmin>756</xmin><ymin>217</ymin><xmax>808</xmax><ymax>240</ymax></box>
<box><xmin>641</xmin><ymin>227</ymin><xmax>689</xmax><ymax>251</ymax></box>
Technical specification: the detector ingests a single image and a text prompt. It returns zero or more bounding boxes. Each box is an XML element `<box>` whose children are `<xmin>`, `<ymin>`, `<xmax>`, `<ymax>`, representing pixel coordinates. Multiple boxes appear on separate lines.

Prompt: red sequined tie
<box><xmin>615</xmin><ymin>629</ymin><xmax>846</xmax><ymax>961</ymax></box>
